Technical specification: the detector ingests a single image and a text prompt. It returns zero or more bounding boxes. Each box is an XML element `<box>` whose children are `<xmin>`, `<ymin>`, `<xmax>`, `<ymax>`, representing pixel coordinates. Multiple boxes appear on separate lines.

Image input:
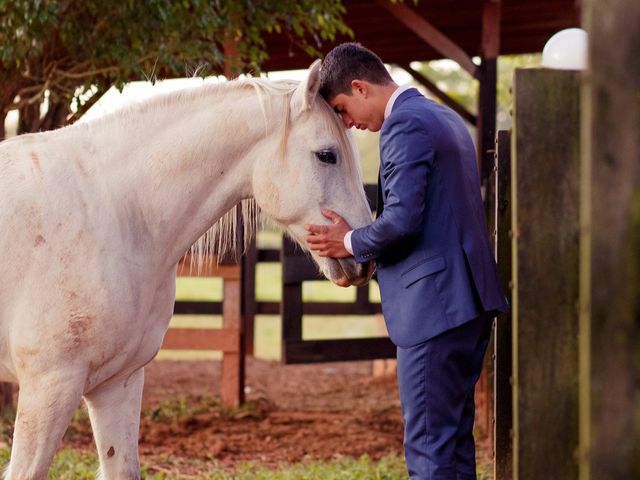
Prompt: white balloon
<box><xmin>542</xmin><ymin>28</ymin><xmax>588</xmax><ymax>70</ymax></box>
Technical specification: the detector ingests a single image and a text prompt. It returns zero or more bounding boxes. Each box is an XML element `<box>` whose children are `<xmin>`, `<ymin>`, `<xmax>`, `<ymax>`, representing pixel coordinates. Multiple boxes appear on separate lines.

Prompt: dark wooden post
<box><xmin>581</xmin><ymin>1</ymin><xmax>640</xmax><ymax>478</ymax></box>
<box><xmin>494</xmin><ymin>130</ymin><xmax>513</xmax><ymax>479</ymax></box>
<box><xmin>511</xmin><ymin>68</ymin><xmax>581</xmax><ymax>479</ymax></box>
<box><xmin>478</xmin><ymin>123</ymin><xmax>499</xmax><ymax>453</ymax></box>
<box><xmin>281</xmin><ymin>237</ymin><xmax>305</xmax><ymax>361</ymax></box>
<box><xmin>241</xmin><ymin>235</ymin><xmax>257</xmax><ymax>356</ymax></box>
<box><xmin>478</xmin><ymin>0</ymin><xmax>500</xmax><ymax>196</ymax></box>
<box><xmin>475</xmin><ymin>0</ymin><xmax>501</xmax><ymax>457</ymax></box>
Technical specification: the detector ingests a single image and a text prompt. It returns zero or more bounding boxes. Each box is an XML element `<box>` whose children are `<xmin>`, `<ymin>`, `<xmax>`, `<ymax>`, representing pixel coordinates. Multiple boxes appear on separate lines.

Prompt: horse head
<box><xmin>252</xmin><ymin>61</ymin><xmax>375</xmax><ymax>287</ymax></box>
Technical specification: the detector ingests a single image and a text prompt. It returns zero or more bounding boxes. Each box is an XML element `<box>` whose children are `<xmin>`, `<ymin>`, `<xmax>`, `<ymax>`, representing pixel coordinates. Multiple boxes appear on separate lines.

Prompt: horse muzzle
<box><xmin>337</xmin><ymin>257</ymin><xmax>375</xmax><ymax>287</ymax></box>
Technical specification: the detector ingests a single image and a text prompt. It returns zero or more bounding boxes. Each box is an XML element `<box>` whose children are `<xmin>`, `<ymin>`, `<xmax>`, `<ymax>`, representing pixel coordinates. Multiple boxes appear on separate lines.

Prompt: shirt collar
<box><xmin>384</xmin><ymin>85</ymin><xmax>412</xmax><ymax>119</ymax></box>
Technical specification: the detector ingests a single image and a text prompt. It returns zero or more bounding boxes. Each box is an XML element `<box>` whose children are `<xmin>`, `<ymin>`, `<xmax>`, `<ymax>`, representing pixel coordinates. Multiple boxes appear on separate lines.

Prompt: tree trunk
<box><xmin>40</xmin><ymin>100</ymin><xmax>71</xmax><ymax>132</ymax></box>
<box><xmin>18</xmin><ymin>103</ymin><xmax>41</xmax><ymax>135</ymax></box>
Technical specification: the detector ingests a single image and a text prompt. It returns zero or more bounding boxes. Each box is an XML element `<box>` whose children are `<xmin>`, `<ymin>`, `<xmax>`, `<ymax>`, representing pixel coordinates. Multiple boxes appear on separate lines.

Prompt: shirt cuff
<box><xmin>343</xmin><ymin>230</ymin><xmax>354</xmax><ymax>255</ymax></box>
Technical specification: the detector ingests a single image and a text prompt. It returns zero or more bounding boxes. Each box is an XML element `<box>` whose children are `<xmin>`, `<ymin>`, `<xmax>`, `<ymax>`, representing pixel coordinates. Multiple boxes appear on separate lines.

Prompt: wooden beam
<box><xmin>378</xmin><ymin>0</ymin><xmax>478</xmax><ymax>77</ymax></box>
<box><xmin>162</xmin><ymin>328</ymin><xmax>240</xmax><ymax>351</ymax></box>
<box><xmin>242</xmin><ymin>236</ymin><xmax>257</xmax><ymax>356</ymax></box>
<box><xmin>477</xmin><ymin>58</ymin><xmax>498</xmax><ymax>187</ymax></box>
<box><xmin>482</xmin><ymin>0</ymin><xmax>502</xmax><ymax>58</ymax></box>
<box><xmin>221</xmin><ymin>277</ymin><xmax>244</xmax><ymax>406</ymax></box>
<box><xmin>397</xmin><ymin>62</ymin><xmax>477</xmax><ymax>125</ymax></box>
<box><xmin>173</xmin><ymin>301</ymin><xmax>222</xmax><ymax>315</ymax></box>
<box><xmin>494</xmin><ymin>130</ymin><xmax>513</xmax><ymax>479</ymax></box>
<box><xmin>478</xmin><ymin>1</ymin><xmax>501</xmax><ymax>188</ymax></box>
<box><xmin>177</xmin><ymin>255</ymin><xmax>240</xmax><ymax>280</ymax></box>
<box><xmin>284</xmin><ymin>338</ymin><xmax>396</xmax><ymax>364</ymax></box>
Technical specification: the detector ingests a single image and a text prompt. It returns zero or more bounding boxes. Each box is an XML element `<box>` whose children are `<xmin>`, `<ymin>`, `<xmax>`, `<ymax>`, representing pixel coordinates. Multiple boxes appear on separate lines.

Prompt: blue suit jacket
<box><xmin>351</xmin><ymin>89</ymin><xmax>508</xmax><ymax>347</ymax></box>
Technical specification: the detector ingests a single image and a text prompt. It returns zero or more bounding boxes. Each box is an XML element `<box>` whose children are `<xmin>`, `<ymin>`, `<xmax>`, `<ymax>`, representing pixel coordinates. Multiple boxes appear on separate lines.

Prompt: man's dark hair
<box><xmin>319</xmin><ymin>42</ymin><xmax>394</xmax><ymax>101</ymax></box>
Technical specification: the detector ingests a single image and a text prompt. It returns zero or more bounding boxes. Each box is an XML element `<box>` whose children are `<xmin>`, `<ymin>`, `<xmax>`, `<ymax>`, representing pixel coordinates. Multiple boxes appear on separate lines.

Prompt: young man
<box><xmin>305</xmin><ymin>43</ymin><xmax>508</xmax><ymax>479</ymax></box>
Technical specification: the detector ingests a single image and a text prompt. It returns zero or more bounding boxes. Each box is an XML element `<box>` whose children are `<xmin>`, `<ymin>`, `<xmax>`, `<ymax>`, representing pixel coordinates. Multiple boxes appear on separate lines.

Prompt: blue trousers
<box><xmin>396</xmin><ymin>314</ymin><xmax>493</xmax><ymax>480</ymax></box>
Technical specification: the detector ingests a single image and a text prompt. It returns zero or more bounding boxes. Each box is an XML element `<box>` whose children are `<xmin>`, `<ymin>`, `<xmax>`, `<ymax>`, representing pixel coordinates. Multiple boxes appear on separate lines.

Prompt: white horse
<box><xmin>0</xmin><ymin>60</ymin><xmax>374</xmax><ymax>479</ymax></box>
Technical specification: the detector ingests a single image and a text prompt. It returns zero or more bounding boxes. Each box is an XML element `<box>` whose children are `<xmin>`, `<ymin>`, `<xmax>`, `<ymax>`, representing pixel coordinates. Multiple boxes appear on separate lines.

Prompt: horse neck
<box><xmin>87</xmin><ymin>84</ymin><xmax>282</xmax><ymax>269</ymax></box>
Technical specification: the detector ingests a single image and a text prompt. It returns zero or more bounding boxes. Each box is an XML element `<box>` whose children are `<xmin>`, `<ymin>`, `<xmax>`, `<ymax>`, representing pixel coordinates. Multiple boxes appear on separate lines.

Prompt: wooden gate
<box><xmin>279</xmin><ymin>184</ymin><xmax>396</xmax><ymax>364</ymax></box>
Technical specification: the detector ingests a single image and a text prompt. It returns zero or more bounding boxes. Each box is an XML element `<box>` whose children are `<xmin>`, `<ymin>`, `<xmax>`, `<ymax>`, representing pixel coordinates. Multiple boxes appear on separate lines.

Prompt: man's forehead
<box><xmin>328</xmin><ymin>93</ymin><xmax>347</xmax><ymax>108</ymax></box>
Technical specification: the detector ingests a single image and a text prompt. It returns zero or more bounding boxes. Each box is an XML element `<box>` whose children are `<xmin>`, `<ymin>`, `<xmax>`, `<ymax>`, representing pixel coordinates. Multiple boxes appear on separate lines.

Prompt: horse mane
<box><xmin>186</xmin><ymin>197</ymin><xmax>260</xmax><ymax>273</ymax></box>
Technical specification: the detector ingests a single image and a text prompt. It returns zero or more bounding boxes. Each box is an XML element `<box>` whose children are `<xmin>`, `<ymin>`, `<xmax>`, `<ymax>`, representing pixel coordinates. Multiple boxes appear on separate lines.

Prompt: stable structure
<box><xmin>262</xmin><ymin>0</ymin><xmax>580</xmax><ymax>187</ymax></box>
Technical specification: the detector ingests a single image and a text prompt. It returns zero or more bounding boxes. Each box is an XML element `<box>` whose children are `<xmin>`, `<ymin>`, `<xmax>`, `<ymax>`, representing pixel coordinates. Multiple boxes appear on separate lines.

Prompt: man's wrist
<box><xmin>343</xmin><ymin>230</ymin><xmax>354</xmax><ymax>255</ymax></box>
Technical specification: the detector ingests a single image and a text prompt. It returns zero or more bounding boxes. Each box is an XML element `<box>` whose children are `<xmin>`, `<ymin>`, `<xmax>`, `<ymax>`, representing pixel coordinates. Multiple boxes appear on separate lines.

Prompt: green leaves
<box><xmin>0</xmin><ymin>0</ymin><xmax>351</xmax><ymax>130</ymax></box>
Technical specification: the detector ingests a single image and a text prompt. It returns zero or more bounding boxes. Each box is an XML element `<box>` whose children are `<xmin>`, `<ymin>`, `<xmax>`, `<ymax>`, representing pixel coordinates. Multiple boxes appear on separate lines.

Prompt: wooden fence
<box><xmin>278</xmin><ymin>184</ymin><xmax>395</xmax><ymax>364</ymax></box>
<box><xmin>165</xmin><ymin>184</ymin><xmax>395</xmax><ymax>407</ymax></box>
<box><xmin>494</xmin><ymin>68</ymin><xmax>582</xmax><ymax>478</ymax></box>
<box><xmin>165</xmin><ymin>255</ymin><xmax>245</xmax><ymax>406</ymax></box>
<box><xmin>235</xmin><ymin>184</ymin><xmax>395</xmax><ymax>365</ymax></box>
<box><xmin>492</xmin><ymin>13</ymin><xmax>640</xmax><ymax>471</ymax></box>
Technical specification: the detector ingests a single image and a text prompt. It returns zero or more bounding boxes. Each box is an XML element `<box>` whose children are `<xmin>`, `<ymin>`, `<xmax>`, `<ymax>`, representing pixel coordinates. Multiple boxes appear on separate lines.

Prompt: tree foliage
<box><xmin>0</xmin><ymin>0</ymin><xmax>351</xmax><ymax>137</ymax></box>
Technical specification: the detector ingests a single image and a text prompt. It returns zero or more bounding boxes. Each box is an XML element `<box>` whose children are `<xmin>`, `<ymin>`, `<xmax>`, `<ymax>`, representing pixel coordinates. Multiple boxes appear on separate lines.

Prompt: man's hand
<box><xmin>305</xmin><ymin>209</ymin><xmax>352</xmax><ymax>258</ymax></box>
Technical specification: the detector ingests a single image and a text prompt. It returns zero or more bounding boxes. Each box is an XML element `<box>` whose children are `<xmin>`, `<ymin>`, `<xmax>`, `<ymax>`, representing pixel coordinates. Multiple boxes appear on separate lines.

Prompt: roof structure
<box><xmin>262</xmin><ymin>0</ymin><xmax>581</xmax><ymax>71</ymax></box>
<box><xmin>260</xmin><ymin>0</ymin><xmax>581</xmax><ymax>187</ymax></box>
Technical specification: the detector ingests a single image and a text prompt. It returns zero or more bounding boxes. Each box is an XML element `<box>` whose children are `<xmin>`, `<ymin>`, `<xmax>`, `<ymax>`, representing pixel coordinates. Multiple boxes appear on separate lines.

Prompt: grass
<box><xmin>0</xmin><ymin>448</ymin><xmax>495</xmax><ymax>479</ymax></box>
<box><xmin>0</xmin><ymin>394</ymin><xmax>494</xmax><ymax>479</ymax></box>
<box><xmin>0</xmin><ymin>448</ymin><xmax>410</xmax><ymax>479</ymax></box>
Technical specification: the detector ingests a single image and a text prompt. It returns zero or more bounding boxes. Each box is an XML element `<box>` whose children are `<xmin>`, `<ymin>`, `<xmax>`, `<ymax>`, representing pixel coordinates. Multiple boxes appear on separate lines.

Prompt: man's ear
<box><xmin>351</xmin><ymin>79</ymin><xmax>368</xmax><ymax>98</ymax></box>
<box><xmin>291</xmin><ymin>59</ymin><xmax>321</xmax><ymax>116</ymax></box>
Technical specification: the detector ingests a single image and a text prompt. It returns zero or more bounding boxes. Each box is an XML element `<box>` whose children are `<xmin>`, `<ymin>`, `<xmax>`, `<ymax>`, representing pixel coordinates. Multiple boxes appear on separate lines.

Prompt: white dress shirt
<box><xmin>343</xmin><ymin>85</ymin><xmax>412</xmax><ymax>255</ymax></box>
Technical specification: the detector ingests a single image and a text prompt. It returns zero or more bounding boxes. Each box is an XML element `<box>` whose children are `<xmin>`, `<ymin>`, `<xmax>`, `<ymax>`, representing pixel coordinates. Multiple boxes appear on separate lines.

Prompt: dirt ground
<box><xmin>58</xmin><ymin>357</ymin><xmax>491</xmax><ymax>475</ymax></box>
<box><xmin>59</xmin><ymin>358</ymin><xmax>404</xmax><ymax>474</ymax></box>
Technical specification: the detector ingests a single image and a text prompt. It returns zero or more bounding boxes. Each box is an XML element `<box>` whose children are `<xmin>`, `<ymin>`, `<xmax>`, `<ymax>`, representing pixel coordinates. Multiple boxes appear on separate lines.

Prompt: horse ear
<box><xmin>291</xmin><ymin>59</ymin><xmax>322</xmax><ymax>116</ymax></box>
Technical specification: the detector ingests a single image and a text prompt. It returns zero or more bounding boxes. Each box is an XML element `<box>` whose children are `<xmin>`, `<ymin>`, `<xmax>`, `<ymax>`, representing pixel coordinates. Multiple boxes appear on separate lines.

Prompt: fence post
<box><xmin>221</xmin><ymin>272</ymin><xmax>244</xmax><ymax>407</ymax></box>
<box><xmin>581</xmin><ymin>1</ymin><xmax>640</xmax><ymax>478</ymax></box>
<box><xmin>281</xmin><ymin>237</ymin><xmax>305</xmax><ymax>361</ymax></box>
<box><xmin>220</xmin><ymin>206</ymin><xmax>246</xmax><ymax>407</ymax></box>
<box><xmin>494</xmin><ymin>129</ymin><xmax>513</xmax><ymax>479</ymax></box>
<box><xmin>242</xmin><ymin>235</ymin><xmax>257</xmax><ymax>357</ymax></box>
<box><xmin>511</xmin><ymin>68</ymin><xmax>581</xmax><ymax>479</ymax></box>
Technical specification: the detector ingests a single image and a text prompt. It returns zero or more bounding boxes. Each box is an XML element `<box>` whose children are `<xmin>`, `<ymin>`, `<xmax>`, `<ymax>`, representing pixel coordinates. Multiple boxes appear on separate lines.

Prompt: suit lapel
<box><xmin>375</xmin><ymin>169</ymin><xmax>384</xmax><ymax>218</ymax></box>
<box><xmin>376</xmin><ymin>88</ymin><xmax>422</xmax><ymax>219</ymax></box>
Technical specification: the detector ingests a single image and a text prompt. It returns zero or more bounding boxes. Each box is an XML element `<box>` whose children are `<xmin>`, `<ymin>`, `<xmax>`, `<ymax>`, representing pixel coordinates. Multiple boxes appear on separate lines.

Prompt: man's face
<box><xmin>329</xmin><ymin>81</ymin><xmax>384</xmax><ymax>132</ymax></box>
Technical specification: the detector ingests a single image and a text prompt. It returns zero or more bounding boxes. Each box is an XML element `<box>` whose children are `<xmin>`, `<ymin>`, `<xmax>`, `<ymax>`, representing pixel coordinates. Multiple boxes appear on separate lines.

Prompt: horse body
<box><xmin>0</xmin><ymin>62</ymin><xmax>373</xmax><ymax>478</ymax></box>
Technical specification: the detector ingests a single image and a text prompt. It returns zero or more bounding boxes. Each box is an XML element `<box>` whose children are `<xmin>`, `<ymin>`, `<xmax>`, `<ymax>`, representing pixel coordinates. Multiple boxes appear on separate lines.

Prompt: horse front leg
<box><xmin>84</xmin><ymin>368</ymin><xmax>144</xmax><ymax>480</ymax></box>
<box><xmin>4</xmin><ymin>371</ymin><xmax>86</xmax><ymax>480</ymax></box>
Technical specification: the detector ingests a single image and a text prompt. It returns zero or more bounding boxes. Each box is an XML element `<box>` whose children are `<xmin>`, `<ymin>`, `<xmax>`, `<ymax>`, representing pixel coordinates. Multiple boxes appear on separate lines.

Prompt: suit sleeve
<box><xmin>351</xmin><ymin>113</ymin><xmax>434</xmax><ymax>263</ymax></box>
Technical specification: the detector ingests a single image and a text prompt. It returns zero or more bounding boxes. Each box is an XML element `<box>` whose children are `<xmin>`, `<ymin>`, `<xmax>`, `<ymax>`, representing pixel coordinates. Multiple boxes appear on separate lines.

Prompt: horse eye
<box><xmin>315</xmin><ymin>150</ymin><xmax>337</xmax><ymax>165</ymax></box>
